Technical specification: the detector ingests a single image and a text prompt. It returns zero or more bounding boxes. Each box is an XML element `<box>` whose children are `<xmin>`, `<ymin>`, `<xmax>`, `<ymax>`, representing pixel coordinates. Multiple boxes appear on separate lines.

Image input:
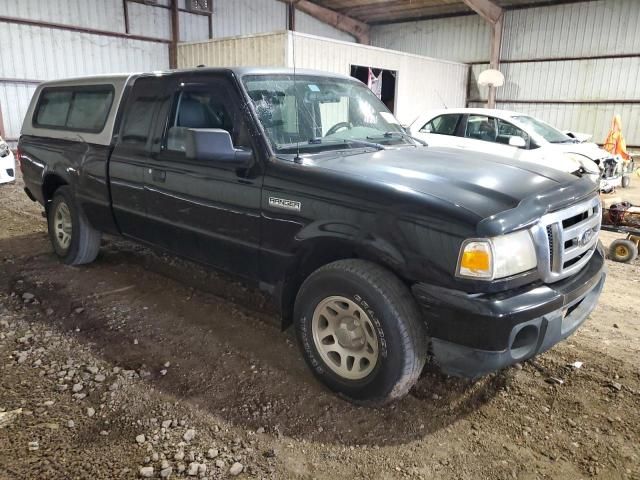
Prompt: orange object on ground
<box><xmin>603</xmin><ymin>114</ymin><xmax>630</xmax><ymax>161</ymax></box>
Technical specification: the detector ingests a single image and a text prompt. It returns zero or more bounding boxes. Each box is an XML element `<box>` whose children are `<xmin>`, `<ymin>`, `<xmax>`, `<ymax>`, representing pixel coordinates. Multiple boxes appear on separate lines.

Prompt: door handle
<box><xmin>150</xmin><ymin>168</ymin><xmax>166</xmax><ymax>182</ymax></box>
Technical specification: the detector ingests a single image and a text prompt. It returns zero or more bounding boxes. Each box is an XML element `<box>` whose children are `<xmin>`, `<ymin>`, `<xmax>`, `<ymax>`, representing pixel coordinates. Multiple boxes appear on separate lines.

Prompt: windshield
<box><xmin>511</xmin><ymin>115</ymin><xmax>573</xmax><ymax>144</ymax></box>
<box><xmin>242</xmin><ymin>74</ymin><xmax>409</xmax><ymax>154</ymax></box>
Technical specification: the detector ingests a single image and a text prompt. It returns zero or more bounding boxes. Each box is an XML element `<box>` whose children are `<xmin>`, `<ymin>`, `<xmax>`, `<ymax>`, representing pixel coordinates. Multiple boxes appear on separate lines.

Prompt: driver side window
<box><xmin>166</xmin><ymin>87</ymin><xmax>250</xmax><ymax>153</ymax></box>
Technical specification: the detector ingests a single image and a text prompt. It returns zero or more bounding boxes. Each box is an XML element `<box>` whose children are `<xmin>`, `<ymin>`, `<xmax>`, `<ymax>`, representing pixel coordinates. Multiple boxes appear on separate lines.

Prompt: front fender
<box><xmin>294</xmin><ymin>219</ymin><xmax>407</xmax><ymax>273</ymax></box>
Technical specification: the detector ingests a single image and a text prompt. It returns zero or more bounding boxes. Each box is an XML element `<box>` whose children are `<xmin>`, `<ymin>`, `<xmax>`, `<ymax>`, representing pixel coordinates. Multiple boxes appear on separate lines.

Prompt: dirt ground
<box><xmin>0</xmin><ymin>172</ymin><xmax>639</xmax><ymax>480</ymax></box>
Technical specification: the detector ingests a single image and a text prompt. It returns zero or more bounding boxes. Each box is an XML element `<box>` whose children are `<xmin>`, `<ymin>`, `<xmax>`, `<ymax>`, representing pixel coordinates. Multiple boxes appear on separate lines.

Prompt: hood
<box><xmin>310</xmin><ymin>146</ymin><xmax>595</xmax><ymax>233</ymax></box>
<box><xmin>549</xmin><ymin>141</ymin><xmax>613</xmax><ymax>161</ymax></box>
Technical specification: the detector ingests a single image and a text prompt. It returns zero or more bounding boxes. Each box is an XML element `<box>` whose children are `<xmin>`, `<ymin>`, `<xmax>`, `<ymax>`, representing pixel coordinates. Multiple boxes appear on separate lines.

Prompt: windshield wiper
<box><xmin>367</xmin><ymin>131</ymin><xmax>427</xmax><ymax>146</ymax></box>
<box><xmin>344</xmin><ymin>138</ymin><xmax>385</xmax><ymax>150</ymax></box>
<box><xmin>276</xmin><ymin>138</ymin><xmax>384</xmax><ymax>153</ymax></box>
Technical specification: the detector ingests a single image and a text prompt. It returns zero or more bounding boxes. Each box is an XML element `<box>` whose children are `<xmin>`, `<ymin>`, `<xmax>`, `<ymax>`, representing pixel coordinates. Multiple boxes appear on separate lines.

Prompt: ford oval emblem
<box><xmin>579</xmin><ymin>229</ymin><xmax>594</xmax><ymax>247</ymax></box>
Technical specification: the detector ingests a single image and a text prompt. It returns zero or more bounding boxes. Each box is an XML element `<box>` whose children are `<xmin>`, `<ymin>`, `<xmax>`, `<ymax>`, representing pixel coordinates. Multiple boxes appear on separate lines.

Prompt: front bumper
<box><xmin>412</xmin><ymin>243</ymin><xmax>606</xmax><ymax>378</ymax></box>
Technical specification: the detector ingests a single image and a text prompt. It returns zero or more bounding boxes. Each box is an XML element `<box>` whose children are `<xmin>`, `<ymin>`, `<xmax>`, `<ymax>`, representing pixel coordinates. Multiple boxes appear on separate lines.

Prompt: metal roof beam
<box><xmin>284</xmin><ymin>0</ymin><xmax>371</xmax><ymax>44</ymax></box>
<box><xmin>462</xmin><ymin>0</ymin><xmax>503</xmax><ymax>24</ymax></box>
<box><xmin>463</xmin><ymin>0</ymin><xmax>504</xmax><ymax>108</ymax></box>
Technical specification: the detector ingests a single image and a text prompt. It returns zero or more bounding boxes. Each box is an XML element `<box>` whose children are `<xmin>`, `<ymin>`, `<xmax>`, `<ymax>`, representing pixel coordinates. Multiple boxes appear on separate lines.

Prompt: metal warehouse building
<box><xmin>0</xmin><ymin>0</ymin><xmax>638</xmax><ymax>147</ymax></box>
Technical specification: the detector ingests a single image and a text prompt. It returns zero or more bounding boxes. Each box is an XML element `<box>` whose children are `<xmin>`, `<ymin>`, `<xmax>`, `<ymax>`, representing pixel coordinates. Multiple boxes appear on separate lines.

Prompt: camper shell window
<box><xmin>34</xmin><ymin>85</ymin><xmax>115</xmax><ymax>134</ymax></box>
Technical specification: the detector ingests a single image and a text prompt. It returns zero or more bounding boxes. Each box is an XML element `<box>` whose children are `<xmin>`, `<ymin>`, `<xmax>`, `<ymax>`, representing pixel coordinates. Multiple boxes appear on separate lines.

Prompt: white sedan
<box><xmin>408</xmin><ymin>108</ymin><xmax>624</xmax><ymax>189</ymax></box>
<box><xmin>0</xmin><ymin>136</ymin><xmax>16</xmax><ymax>184</ymax></box>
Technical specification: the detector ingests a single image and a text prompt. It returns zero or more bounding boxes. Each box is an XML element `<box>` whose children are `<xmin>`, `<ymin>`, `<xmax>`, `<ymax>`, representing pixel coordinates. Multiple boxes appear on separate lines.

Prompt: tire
<box><xmin>621</xmin><ymin>175</ymin><xmax>630</xmax><ymax>188</ymax></box>
<box><xmin>48</xmin><ymin>186</ymin><xmax>101</xmax><ymax>265</ymax></box>
<box><xmin>608</xmin><ymin>239</ymin><xmax>638</xmax><ymax>263</ymax></box>
<box><xmin>294</xmin><ymin>259</ymin><xmax>428</xmax><ymax>406</ymax></box>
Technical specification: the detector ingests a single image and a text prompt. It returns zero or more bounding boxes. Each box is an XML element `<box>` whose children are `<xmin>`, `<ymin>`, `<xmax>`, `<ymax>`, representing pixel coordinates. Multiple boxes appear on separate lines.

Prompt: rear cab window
<box><xmin>34</xmin><ymin>86</ymin><xmax>115</xmax><ymax>133</ymax></box>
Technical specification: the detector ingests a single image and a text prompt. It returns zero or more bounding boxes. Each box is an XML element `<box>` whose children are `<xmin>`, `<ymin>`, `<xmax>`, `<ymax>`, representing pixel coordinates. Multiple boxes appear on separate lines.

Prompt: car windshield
<box><xmin>242</xmin><ymin>74</ymin><xmax>410</xmax><ymax>154</ymax></box>
<box><xmin>511</xmin><ymin>115</ymin><xmax>574</xmax><ymax>144</ymax></box>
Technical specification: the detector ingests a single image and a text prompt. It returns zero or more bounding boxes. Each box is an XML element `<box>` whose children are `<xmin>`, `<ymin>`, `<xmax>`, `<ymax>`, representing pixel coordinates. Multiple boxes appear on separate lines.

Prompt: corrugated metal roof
<box><xmin>309</xmin><ymin>1</ymin><xmax>591</xmax><ymax>24</ymax></box>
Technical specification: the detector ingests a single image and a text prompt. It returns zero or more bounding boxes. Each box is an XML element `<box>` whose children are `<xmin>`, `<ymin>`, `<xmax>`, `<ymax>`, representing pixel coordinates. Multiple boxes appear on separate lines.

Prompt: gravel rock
<box><xmin>136</xmin><ymin>434</ymin><xmax>146</xmax><ymax>444</ymax></box>
<box><xmin>186</xmin><ymin>462</ymin><xmax>199</xmax><ymax>476</ymax></box>
<box><xmin>162</xmin><ymin>419</ymin><xmax>172</xmax><ymax>429</ymax></box>
<box><xmin>174</xmin><ymin>451</ymin><xmax>185</xmax><ymax>461</ymax></box>
<box><xmin>67</xmin><ymin>420</ymin><xmax>75</xmax><ymax>428</ymax></box>
<box><xmin>183</xmin><ymin>429</ymin><xmax>196</xmax><ymax>442</ymax></box>
<box><xmin>22</xmin><ymin>293</ymin><xmax>35</xmax><ymax>301</ymax></box>
<box><xmin>94</xmin><ymin>374</ymin><xmax>106</xmax><ymax>382</ymax></box>
<box><xmin>87</xmin><ymin>407</ymin><xmax>95</xmax><ymax>417</ymax></box>
<box><xmin>207</xmin><ymin>448</ymin><xmax>219</xmax><ymax>459</ymax></box>
<box><xmin>160</xmin><ymin>466</ymin><xmax>173</xmax><ymax>478</ymax></box>
<box><xmin>28</xmin><ymin>441</ymin><xmax>39</xmax><ymax>451</ymax></box>
<box><xmin>86</xmin><ymin>366</ymin><xmax>99</xmax><ymax>375</ymax></box>
<box><xmin>215</xmin><ymin>460</ymin><xmax>225</xmax><ymax>469</ymax></box>
<box><xmin>139</xmin><ymin>466</ymin><xmax>154</xmax><ymax>478</ymax></box>
<box><xmin>229</xmin><ymin>462</ymin><xmax>243</xmax><ymax>476</ymax></box>
<box><xmin>72</xmin><ymin>383</ymin><xmax>83</xmax><ymax>393</ymax></box>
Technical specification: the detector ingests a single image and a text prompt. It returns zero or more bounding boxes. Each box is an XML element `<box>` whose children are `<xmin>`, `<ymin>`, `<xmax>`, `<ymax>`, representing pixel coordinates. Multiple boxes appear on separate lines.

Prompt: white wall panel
<box><xmin>371</xmin><ymin>15</ymin><xmax>490</xmax><ymax>64</ymax></box>
<box><xmin>502</xmin><ymin>0</ymin><xmax>640</xmax><ymax>60</ymax></box>
<box><xmin>0</xmin><ymin>22</ymin><xmax>168</xmax><ymax>80</ymax></box>
<box><xmin>128</xmin><ymin>2</ymin><xmax>171</xmax><ymax>40</ymax></box>
<box><xmin>179</xmin><ymin>12</ymin><xmax>210</xmax><ymax>42</ymax></box>
<box><xmin>0</xmin><ymin>0</ymin><xmax>125</xmax><ymax>33</ymax></box>
<box><xmin>178</xmin><ymin>32</ymin><xmax>288</xmax><ymax>68</ymax></box>
<box><xmin>210</xmin><ymin>0</ymin><xmax>286</xmax><ymax>39</ymax></box>
<box><xmin>498</xmin><ymin>58</ymin><xmax>640</xmax><ymax>102</ymax></box>
<box><xmin>0</xmin><ymin>84</ymin><xmax>38</xmax><ymax>140</ymax></box>
<box><xmin>295</xmin><ymin>10</ymin><xmax>354</xmax><ymax>42</ymax></box>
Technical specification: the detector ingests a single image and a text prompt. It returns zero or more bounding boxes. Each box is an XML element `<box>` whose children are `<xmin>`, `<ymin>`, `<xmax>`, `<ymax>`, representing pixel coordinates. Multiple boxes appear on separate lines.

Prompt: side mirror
<box><xmin>508</xmin><ymin>135</ymin><xmax>526</xmax><ymax>148</ymax></box>
<box><xmin>185</xmin><ymin>128</ymin><xmax>253</xmax><ymax>168</ymax></box>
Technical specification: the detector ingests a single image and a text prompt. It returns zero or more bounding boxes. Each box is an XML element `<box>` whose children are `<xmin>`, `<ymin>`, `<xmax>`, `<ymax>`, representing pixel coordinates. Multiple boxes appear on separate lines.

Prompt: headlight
<box><xmin>564</xmin><ymin>153</ymin><xmax>600</xmax><ymax>176</ymax></box>
<box><xmin>0</xmin><ymin>143</ymin><xmax>9</xmax><ymax>158</ymax></box>
<box><xmin>457</xmin><ymin>230</ymin><xmax>537</xmax><ymax>280</ymax></box>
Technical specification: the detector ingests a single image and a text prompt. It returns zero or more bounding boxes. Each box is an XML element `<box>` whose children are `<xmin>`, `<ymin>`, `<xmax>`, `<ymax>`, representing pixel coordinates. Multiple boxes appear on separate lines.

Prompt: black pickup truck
<box><xmin>18</xmin><ymin>67</ymin><xmax>606</xmax><ymax>405</ymax></box>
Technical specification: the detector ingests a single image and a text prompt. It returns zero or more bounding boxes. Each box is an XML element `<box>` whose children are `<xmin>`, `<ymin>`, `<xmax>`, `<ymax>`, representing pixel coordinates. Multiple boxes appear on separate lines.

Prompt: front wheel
<box><xmin>48</xmin><ymin>186</ymin><xmax>101</xmax><ymax>265</ymax></box>
<box><xmin>294</xmin><ymin>259</ymin><xmax>428</xmax><ymax>406</ymax></box>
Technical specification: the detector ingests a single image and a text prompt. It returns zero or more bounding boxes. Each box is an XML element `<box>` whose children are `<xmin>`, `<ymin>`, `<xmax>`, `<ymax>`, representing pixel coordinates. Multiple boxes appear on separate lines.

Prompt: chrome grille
<box><xmin>531</xmin><ymin>195</ymin><xmax>601</xmax><ymax>283</ymax></box>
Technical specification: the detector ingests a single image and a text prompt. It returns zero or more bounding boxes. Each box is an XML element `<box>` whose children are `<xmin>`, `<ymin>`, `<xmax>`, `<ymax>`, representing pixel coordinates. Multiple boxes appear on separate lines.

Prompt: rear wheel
<box><xmin>294</xmin><ymin>259</ymin><xmax>428</xmax><ymax>406</ymax></box>
<box><xmin>608</xmin><ymin>239</ymin><xmax>638</xmax><ymax>263</ymax></box>
<box><xmin>48</xmin><ymin>186</ymin><xmax>101</xmax><ymax>265</ymax></box>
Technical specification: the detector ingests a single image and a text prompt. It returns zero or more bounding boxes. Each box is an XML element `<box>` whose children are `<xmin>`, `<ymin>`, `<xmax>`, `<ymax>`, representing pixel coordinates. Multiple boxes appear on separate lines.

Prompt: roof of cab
<box><xmin>37</xmin><ymin>67</ymin><xmax>357</xmax><ymax>88</ymax></box>
<box><xmin>138</xmin><ymin>66</ymin><xmax>357</xmax><ymax>82</ymax></box>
